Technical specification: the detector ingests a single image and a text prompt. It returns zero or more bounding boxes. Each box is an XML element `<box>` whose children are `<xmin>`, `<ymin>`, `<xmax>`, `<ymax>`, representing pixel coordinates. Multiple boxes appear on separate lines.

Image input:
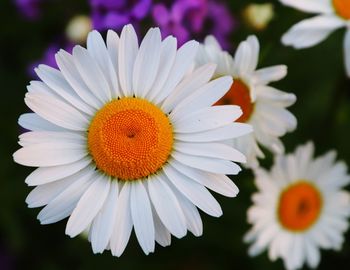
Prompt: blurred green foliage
<box><xmin>0</xmin><ymin>0</ymin><xmax>349</xmax><ymax>269</ymax></box>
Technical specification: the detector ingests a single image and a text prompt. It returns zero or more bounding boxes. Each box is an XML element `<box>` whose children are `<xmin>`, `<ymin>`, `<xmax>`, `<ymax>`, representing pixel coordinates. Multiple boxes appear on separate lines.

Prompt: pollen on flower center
<box><xmin>88</xmin><ymin>98</ymin><xmax>173</xmax><ymax>181</ymax></box>
<box><xmin>278</xmin><ymin>181</ymin><xmax>323</xmax><ymax>232</ymax></box>
<box><xmin>215</xmin><ymin>79</ymin><xmax>254</xmax><ymax>122</ymax></box>
<box><xmin>333</xmin><ymin>0</ymin><xmax>350</xmax><ymax>19</ymax></box>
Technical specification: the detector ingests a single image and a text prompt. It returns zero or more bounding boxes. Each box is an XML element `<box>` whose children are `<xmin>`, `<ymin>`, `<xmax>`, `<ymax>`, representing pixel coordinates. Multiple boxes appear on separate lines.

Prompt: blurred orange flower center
<box><xmin>278</xmin><ymin>181</ymin><xmax>322</xmax><ymax>231</ymax></box>
<box><xmin>215</xmin><ymin>79</ymin><xmax>254</xmax><ymax>122</ymax></box>
<box><xmin>333</xmin><ymin>0</ymin><xmax>350</xmax><ymax>19</ymax></box>
<box><xmin>88</xmin><ymin>98</ymin><xmax>173</xmax><ymax>181</ymax></box>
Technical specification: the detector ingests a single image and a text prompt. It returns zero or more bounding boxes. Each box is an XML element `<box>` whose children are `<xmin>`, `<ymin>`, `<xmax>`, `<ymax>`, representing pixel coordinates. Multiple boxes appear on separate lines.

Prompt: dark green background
<box><xmin>0</xmin><ymin>0</ymin><xmax>349</xmax><ymax>269</ymax></box>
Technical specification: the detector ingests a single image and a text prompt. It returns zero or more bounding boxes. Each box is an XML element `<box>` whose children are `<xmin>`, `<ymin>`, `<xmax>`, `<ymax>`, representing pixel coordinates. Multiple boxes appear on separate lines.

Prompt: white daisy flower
<box><xmin>280</xmin><ymin>0</ymin><xmax>350</xmax><ymax>77</ymax></box>
<box><xmin>13</xmin><ymin>25</ymin><xmax>253</xmax><ymax>256</ymax></box>
<box><xmin>245</xmin><ymin>142</ymin><xmax>350</xmax><ymax>270</ymax></box>
<box><xmin>196</xmin><ymin>35</ymin><xmax>297</xmax><ymax>168</ymax></box>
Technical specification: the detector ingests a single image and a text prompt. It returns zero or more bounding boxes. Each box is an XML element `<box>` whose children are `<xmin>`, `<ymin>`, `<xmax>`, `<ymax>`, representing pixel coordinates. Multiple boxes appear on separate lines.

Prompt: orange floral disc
<box><xmin>88</xmin><ymin>98</ymin><xmax>173</xmax><ymax>181</ymax></box>
<box><xmin>215</xmin><ymin>79</ymin><xmax>254</xmax><ymax>122</ymax></box>
<box><xmin>278</xmin><ymin>181</ymin><xmax>323</xmax><ymax>232</ymax></box>
<box><xmin>333</xmin><ymin>0</ymin><xmax>350</xmax><ymax>19</ymax></box>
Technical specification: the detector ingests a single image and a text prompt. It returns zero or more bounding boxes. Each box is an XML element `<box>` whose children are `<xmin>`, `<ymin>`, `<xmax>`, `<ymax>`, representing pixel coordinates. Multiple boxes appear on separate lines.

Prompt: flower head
<box><xmin>245</xmin><ymin>142</ymin><xmax>350</xmax><ymax>270</ymax></box>
<box><xmin>14</xmin><ymin>25</ymin><xmax>252</xmax><ymax>256</ymax></box>
<box><xmin>280</xmin><ymin>0</ymin><xmax>350</xmax><ymax>77</ymax></box>
<box><xmin>196</xmin><ymin>35</ymin><xmax>297</xmax><ymax>168</ymax></box>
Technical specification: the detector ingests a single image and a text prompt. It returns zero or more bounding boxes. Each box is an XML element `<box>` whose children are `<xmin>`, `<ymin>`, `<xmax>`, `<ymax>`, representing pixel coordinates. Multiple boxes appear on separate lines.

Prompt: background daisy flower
<box><xmin>13</xmin><ymin>24</ymin><xmax>252</xmax><ymax>257</ymax></box>
<box><xmin>245</xmin><ymin>142</ymin><xmax>350</xmax><ymax>270</ymax></box>
<box><xmin>196</xmin><ymin>35</ymin><xmax>297</xmax><ymax>168</ymax></box>
<box><xmin>280</xmin><ymin>0</ymin><xmax>350</xmax><ymax>77</ymax></box>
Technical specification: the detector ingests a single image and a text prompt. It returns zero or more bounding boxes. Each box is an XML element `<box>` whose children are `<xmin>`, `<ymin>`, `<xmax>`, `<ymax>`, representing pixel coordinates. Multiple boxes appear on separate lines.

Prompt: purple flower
<box><xmin>28</xmin><ymin>42</ymin><xmax>73</xmax><ymax>78</ymax></box>
<box><xmin>90</xmin><ymin>0</ymin><xmax>152</xmax><ymax>31</ymax></box>
<box><xmin>15</xmin><ymin>0</ymin><xmax>42</xmax><ymax>20</ymax></box>
<box><xmin>152</xmin><ymin>0</ymin><xmax>236</xmax><ymax>49</ymax></box>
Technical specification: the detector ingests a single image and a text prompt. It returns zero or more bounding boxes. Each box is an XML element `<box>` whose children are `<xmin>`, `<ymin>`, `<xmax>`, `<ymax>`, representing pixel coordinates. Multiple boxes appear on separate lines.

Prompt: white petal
<box><xmin>26</xmin><ymin>177</ymin><xmax>74</xmax><ymax>208</ymax></box>
<box><xmin>175</xmin><ymin>122</ymin><xmax>253</xmax><ymax>142</ymax></box>
<box><xmin>106</xmin><ymin>30</ymin><xmax>120</xmax><ymax>72</ymax></box>
<box><xmin>280</xmin><ymin>0</ymin><xmax>333</xmax><ymax>14</ymax></box>
<box><xmin>256</xmin><ymin>86</ymin><xmax>296</xmax><ymax>107</ymax></box>
<box><xmin>161</xmin><ymin>63</ymin><xmax>216</xmax><ymax>113</ymax></box>
<box><xmin>87</xmin><ymin>31</ymin><xmax>120</xmax><ymax>99</ymax></box>
<box><xmin>56</xmin><ymin>49</ymin><xmax>102</xmax><ymax>109</ymax></box>
<box><xmin>133</xmin><ymin>28</ymin><xmax>161</xmax><ymax>98</ymax></box>
<box><xmin>66</xmin><ymin>173</ymin><xmax>111</xmax><ymax>237</ymax></box>
<box><xmin>19</xmin><ymin>131</ymin><xmax>86</xmax><ymax>147</ymax></box>
<box><xmin>174</xmin><ymin>142</ymin><xmax>246</xmax><ymax>163</ymax></box>
<box><xmin>37</xmin><ymin>166</ymin><xmax>96</xmax><ymax>224</ymax></box>
<box><xmin>281</xmin><ymin>15</ymin><xmax>345</xmax><ymax>49</ymax></box>
<box><xmin>233</xmin><ymin>40</ymin><xmax>252</xmax><ymax>77</ymax></box>
<box><xmin>14</xmin><ymin>142</ymin><xmax>87</xmax><ymax>167</ymax></box>
<box><xmin>35</xmin><ymin>65</ymin><xmax>95</xmax><ymax>115</ymax></box>
<box><xmin>18</xmin><ymin>113</ymin><xmax>64</xmax><ymax>132</ymax></box>
<box><xmin>171</xmin><ymin>151</ymin><xmax>241</xmax><ymax>175</ymax></box>
<box><xmin>148</xmin><ymin>173</ymin><xmax>187</xmax><ymax>238</ymax></box>
<box><xmin>152</xmin><ymin>207</ymin><xmax>171</xmax><ymax>247</ymax></box>
<box><xmin>246</xmin><ymin>35</ymin><xmax>260</xmax><ymax>72</ymax></box>
<box><xmin>173</xmin><ymin>105</ymin><xmax>242</xmax><ymax>133</ymax></box>
<box><xmin>164</xmin><ymin>164</ymin><xmax>222</xmax><ymax>217</ymax></box>
<box><xmin>153</xmin><ymin>40</ymin><xmax>199</xmax><ymax>104</ymax></box>
<box><xmin>344</xmin><ymin>29</ymin><xmax>350</xmax><ymax>77</ymax></box>
<box><xmin>170</xmin><ymin>76</ymin><xmax>233</xmax><ymax>120</ymax></box>
<box><xmin>146</xmin><ymin>36</ymin><xmax>177</xmax><ymax>101</ymax></box>
<box><xmin>110</xmin><ymin>182</ymin><xmax>133</xmax><ymax>257</ymax></box>
<box><xmin>73</xmin><ymin>45</ymin><xmax>112</xmax><ymax>103</ymax></box>
<box><xmin>25</xmin><ymin>156</ymin><xmax>91</xmax><ymax>186</ymax></box>
<box><xmin>130</xmin><ymin>181</ymin><xmax>155</xmax><ymax>255</ymax></box>
<box><xmin>170</xmin><ymin>159</ymin><xmax>239</xmax><ymax>197</ymax></box>
<box><xmin>90</xmin><ymin>180</ymin><xmax>119</xmax><ymax>254</ymax></box>
<box><xmin>171</xmin><ymin>188</ymin><xmax>203</xmax><ymax>236</ymax></box>
<box><xmin>25</xmin><ymin>92</ymin><xmax>89</xmax><ymax>131</ymax></box>
<box><xmin>118</xmin><ymin>24</ymin><xmax>139</xmax><ymax>97</ymax></box>
<box><xmin>253</xmin><ymin>65</ymin><xmax>287</xmax><ymax>85</ymax></box>
<box><xmin>305</xmin><ymin>240</ymin><xmax>321</xmax><ymax>268</ymax></box>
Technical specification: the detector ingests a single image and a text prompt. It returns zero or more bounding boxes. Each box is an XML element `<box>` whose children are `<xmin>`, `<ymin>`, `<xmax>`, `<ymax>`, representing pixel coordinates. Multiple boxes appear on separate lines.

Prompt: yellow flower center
<box><xmin>215</xmin><ymin>79</ymin><xmax>254</xmax><ymax>122</ymax></box>
<box><xmin>88</xmin><ymin>98</ymin><xmax>173</xmax><ymax>181</ymax></box>
<box><xmin>333</xmin><ymin>0</ymin><xmax>350</xmax><ymax>19</ymax></box>
<box><xmin>278</xmin><ymin>181</ymin><xmax>323</xmax><ymax>232</ymax></box>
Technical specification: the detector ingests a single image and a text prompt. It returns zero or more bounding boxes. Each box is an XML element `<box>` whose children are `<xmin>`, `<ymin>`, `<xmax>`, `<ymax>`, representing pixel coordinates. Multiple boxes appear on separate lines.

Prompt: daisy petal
<box><xmin>152</xmin><ymin>207</ymin><xmax>171</xmax><ymax>247</ymax></box>
<box><xmin>87</xmin><ymin>30</ymin><xmax>119</xmax><ymax>99</ymax></box>
<box><xmin>133</xmin><ymin>28</ymin><xmax>161</xmax><ymax>98</ymax></box>
<box><xmin>281</xmin><ymin>15</ymin><xmax>345</xmax><ymax>49</ymax></box>
<box><xmin>171</xmin><ymin>151</ymin><xmax>241</xmax><ymax>175</ymax></box>
<box><xmin>73</xmin><ymin>45</ymin><xmax>112</xmax><ymax>103</ymax></box>
<box><xmin>18</xmin><ymin>113</ymin><xmax>64</xmax><ymax>132</ymax></box>
<box><xmin>170</xmin><ymin>76</ymin><xmax>233</xmax><ymax>119</ymax></box>
<box><xmin>147</xmin><ymin>36</ymin><xmax>177</xmax><ymax>101</ymax></box>
<box><xmin>38</xmin><ymin>166</ymin><xmax>96</xmax><ymax>224</ymax></box>
<box><xmin>153</xmin><ymin>40</ymin><xmax>199</xmax><ymax>104</ymax></box>
<box><xmin>106</xmin><ymin>30</ymin><xmax>120</xmax><ymax>73</ymax></box>
<box><xmin>118</xmin><ymin>24</ymin><xmax>139</xmax><ymax>97</ymax></box>
<box><xmin>173</xmin><ymin>105</ymin><xmax>242</xmax><ymax>133</ymax></box>
<box><xmin>174</xmin><ymin>142</ymin><xmax>246</xmax><ymax>163</ymax></box>
<box><xmin>130</xmin><ymin>181</ymin><xmax>155</xmax><ymax>254</ymax></box>
<box><xmin>164</xmin><ymin>165</ymin><xmax>222</xmax><ymax>217</ymax></box>
<box><xmin>35</xmin><ymin>65</ymin><xmax>95</xmax><ymax>115</ymax></box>
<box><xmin>90</xmin><ymin>180</ymin><xmax>119</xmax><ymax>254</ymax></box>
<box><xmin>280</xmin><ymin>0</ymin><xmax>333</xmax><ymax>14</ymax></box>
<box><xmin>175</xmin><ymin>122</ymin><xmax>253</xmax><ymax>142</ymax></box>
<box><xmin>25</xmin><ymin>156</ymin><xmax>91</xmax><ymax>186</ymax></box>
<box><xmin>253</xmin><ymin>65</ymin><xmax>287</xmax><ymax>85</ymax></box>
<box><xmin>161</xmin><ymin>63</ymin><xmax>216</xmax><ymax>113</ymax></box>
<box><xmin>66</xmin><ymin>174</ymin><xmax>110</xmax><ymax>237</ymax></box>
<box><xmin>171</xmin><ymin>159</ymin><xmax>239</xmax><ymax>197</ymax></box>
<box><xmin>19</xmin><ymin>131</ymin><xmax>86</xmax><ymax>147</ymax></box>
<box><xmin>25</xmin><ymin>92</ymin><xmax>89</xmax><ymax>131</ymax></box>
<box><xmin>110</xmin><ymin>183</ymin><xmax>133</xmax><ymax>257</ymax></box>
<box><xmin>13</xmin><ymin>142</ymin><xmax>87</xmax><ymax>167</ymax></box>
<box><xmin>148</xmin><ymin>174</ymin><xmax>187</xmax><ymax>238</ymax></box>
<box><xmin>56</xmin><ymin>49</ymin><xmax>102</xmax><ymax>109</ymax></box>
